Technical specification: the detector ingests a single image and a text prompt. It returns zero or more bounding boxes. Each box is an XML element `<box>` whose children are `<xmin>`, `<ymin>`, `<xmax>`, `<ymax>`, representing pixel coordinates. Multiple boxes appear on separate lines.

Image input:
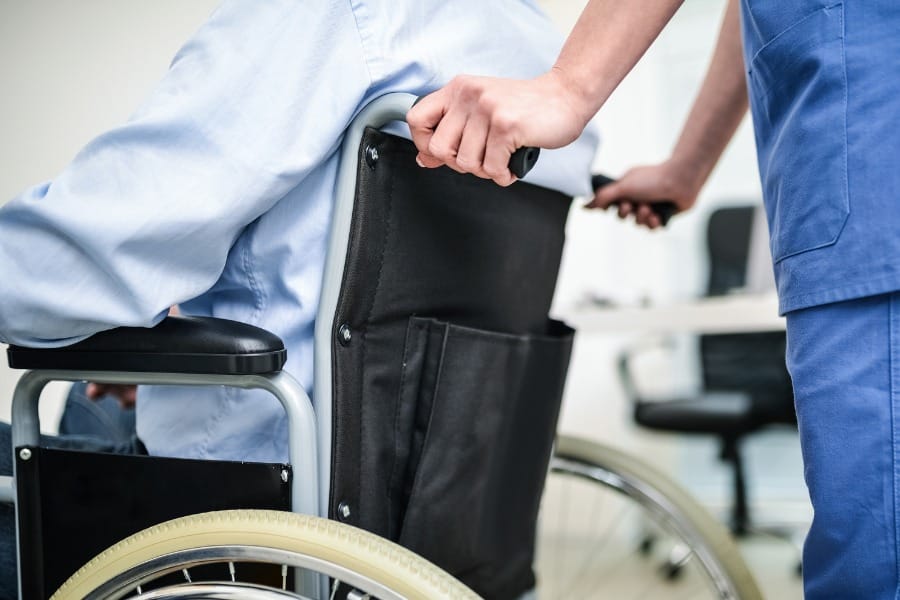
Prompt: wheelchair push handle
<box><xmin>591</xmin><ymin>173</ymin><xmax>679</xmax><ymax>227</ymax></box>
<box><xmin>412</xmin><ymin>95</ymin><xmax>540</xmax><ymax>179</ymax></box>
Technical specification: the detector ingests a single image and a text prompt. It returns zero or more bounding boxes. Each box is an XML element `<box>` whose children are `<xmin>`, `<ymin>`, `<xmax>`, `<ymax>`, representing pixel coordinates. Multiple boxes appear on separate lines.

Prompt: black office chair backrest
<box><xmin>706</xmin><ymin>205</ymin><xmax>755</xmax><ymax>296</ymax></box>
<box><xmin>700</xmin><ymin>205</ymin><xmax>794</xmax><ymax>423</ymax></box>
<box><xmin>329</xmin><ymin>128</ymin><xmax>575</xmax><ymax>599</ymax></box>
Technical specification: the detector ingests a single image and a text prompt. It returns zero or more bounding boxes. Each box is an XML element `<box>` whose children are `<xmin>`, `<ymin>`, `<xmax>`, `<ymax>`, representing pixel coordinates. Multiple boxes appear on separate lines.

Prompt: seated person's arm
<box><xmin>0</xmin><ymin>3</ymin><xmax>372</xmax><ymax>348</ymax></box>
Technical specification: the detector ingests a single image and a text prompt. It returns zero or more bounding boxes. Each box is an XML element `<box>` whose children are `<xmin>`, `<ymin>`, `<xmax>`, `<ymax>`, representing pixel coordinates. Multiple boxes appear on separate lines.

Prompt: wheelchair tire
<box><xmin>51</xmin><ymin>509</ymin><xmax>478</xmax><ymax>600</ymax></box>
<box><xmin>537</xmin><ymin>435</ymin><xmax>763</xmax><ymax>600</ymax></box>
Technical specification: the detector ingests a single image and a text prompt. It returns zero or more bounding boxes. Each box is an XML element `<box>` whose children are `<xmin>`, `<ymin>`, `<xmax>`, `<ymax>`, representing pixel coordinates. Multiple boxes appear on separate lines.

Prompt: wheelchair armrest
<box><xmin>6</xmin><ymin>316</ymin><xmax>286</xmax><ymax>375</ymax></box>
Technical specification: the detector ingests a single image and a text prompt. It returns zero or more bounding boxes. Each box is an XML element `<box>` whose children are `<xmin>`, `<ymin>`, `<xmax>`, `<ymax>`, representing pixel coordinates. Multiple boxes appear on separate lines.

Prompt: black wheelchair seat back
<box><xmin>329</xmin><ymin>128</ymin><xmax>574</xmax><ymax>599</ymax></box>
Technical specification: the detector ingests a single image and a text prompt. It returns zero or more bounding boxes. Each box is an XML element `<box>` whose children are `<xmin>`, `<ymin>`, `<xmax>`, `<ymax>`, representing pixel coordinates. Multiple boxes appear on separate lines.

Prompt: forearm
<box><xmin>553</xmin><ymin>0</ymin><xmax>686</xmax><ymax>123</ymax></box>
<box><xmin>667</xmin><ymin>0</ymin><xmax>748</xmax><ymax>191</ymax></box>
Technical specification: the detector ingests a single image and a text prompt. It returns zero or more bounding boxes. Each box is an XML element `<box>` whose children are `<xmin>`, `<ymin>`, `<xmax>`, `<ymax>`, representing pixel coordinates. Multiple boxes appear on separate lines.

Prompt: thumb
<box><xmin>588</xmin><ymin>180</ymin><xmax>628</xmax><ymax>209</ymax></box>
<box><xmin>416</xmin><ymin>152</ymin><xmax>444</xmax><ymax>169</ymax></box>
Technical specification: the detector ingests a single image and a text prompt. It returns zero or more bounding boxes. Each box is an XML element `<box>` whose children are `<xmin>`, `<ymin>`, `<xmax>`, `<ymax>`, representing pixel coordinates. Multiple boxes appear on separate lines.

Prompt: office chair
<box><xmin>621</xmin><ymin>205</ymin><xmax>796</xmax><ymax>536</ymax></box>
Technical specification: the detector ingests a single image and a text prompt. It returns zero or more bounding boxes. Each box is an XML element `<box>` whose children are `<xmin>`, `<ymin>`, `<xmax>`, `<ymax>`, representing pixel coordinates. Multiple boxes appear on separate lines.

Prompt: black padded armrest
<box><xmin>6</xmin><ymin>316</ymin><xmax>287</xmax><ymax>375</ymax></box>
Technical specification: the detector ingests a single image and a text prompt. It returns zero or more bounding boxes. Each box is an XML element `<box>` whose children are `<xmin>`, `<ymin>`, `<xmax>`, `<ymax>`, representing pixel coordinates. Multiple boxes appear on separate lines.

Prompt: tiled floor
<box><xmin>535</xmin><ymin>444</ymin><xmax>806</xmax><ymax>599</ymax></box>
<box><xmin>739</xmin><ymin>535</ymin><xmax>804</xmax><ymax>599</ymax></box>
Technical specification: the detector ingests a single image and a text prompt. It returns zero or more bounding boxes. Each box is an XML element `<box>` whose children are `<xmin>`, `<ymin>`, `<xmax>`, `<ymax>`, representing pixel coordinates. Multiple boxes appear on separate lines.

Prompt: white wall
<box><xmin>0</xmin><ymin>1</ymin><xmax>220</xmax><ymax>428</ymax></box>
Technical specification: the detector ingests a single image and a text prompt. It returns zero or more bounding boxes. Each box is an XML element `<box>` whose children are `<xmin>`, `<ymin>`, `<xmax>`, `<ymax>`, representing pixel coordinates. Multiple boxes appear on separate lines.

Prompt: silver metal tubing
<box><xmin>11</xmin><ymin>370</ymin><xmax>318</xmax><ymax>517</ymax></box>
<box><xmin>12</xmin><ymin>369</ymin><xmax>321</xmax><ymax>599</ymax></box>
<box><xmin>84</xmin><ymin>545</ymin><xmax>407</xmax><ymax>600</ymax></box>
<box><xmin>130</xmin><ymin>582</ymin><xmax>301</xmax><ymax>599</ymax></box>
<box><xmin>0</xmin><ymin>476</ymin><xmax>13</xmax><ymax>503</ymax></box>
<box><xmin>314</xmin><ymin>92</ymin><xmax>417</xmax><ymax>516</ymax></box>
<box><xmin>550</xmin><ymin>455</ymin><xmax>740</xmax><ymax>600</ymax></box>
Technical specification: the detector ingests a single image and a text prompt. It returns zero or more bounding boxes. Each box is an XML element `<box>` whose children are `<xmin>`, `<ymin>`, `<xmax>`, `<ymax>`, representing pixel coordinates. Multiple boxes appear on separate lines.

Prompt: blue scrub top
<box><xmin>740</xmin><ymin>1</ymin><xmax>900</xmax><ymax>314</ymax></box>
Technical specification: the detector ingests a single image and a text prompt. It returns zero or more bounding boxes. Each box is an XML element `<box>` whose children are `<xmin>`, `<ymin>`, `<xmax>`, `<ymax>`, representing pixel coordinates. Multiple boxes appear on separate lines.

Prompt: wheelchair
<box><xmin>3</xmin><ymin>93</ymin><xmax>762</xmax><ymax>599</ymax></box>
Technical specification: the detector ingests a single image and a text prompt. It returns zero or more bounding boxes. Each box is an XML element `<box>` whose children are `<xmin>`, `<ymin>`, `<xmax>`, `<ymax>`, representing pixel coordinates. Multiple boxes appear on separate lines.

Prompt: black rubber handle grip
<box><xmin>508</xmin><ymin>146</ymin><xmax>541</xmax><ymax>179</ymax></box>
<box><xmin>591</xmin><ymin>173</ymin><xmax>679</xmax><ymax>226</ymax></box>
<box><xmin>411</xmin><ymin>95</ymin><xmax>540</xmax><ymax>179</ymax></box>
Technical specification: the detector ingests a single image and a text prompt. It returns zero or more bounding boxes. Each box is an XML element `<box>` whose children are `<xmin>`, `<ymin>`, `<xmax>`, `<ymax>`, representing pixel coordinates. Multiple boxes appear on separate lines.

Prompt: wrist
<box><xmin>543</xmin><ymin>66</ymin><xmax>596</xmax><ymax>131</ymax></box>
<box><xmin>661</xmin><ymin>156</ymin><xmax>707</xmax><ymax>208</ymax></box>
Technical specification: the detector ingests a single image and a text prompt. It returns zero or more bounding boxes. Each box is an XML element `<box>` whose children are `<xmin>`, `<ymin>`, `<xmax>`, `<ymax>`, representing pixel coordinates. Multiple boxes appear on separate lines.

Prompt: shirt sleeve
<box><xmin>0</xmin><ymin>0</ymin><xmax>372</xmax><ymax>347</ymax></box>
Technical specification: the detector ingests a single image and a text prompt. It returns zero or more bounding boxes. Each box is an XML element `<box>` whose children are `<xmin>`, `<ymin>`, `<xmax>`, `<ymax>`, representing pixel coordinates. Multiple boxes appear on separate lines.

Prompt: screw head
<box><xmin>364</xmin><ymin>145</ymin><xmax>379</xmax><ymax>168</ymax></box>
<box><xmin>280</xmin><ymin>469</ymin><xmax>289</xmax><ymax>483</ymax></box>
<box><xmin>338</xmin><ymin>323</ymin><xmax>352</xmax><ymax>346</ymax></box>
<box><xmin>18</xmin><ymin>448</ymin><xmax>32</xmax><ymax>461</ymax></box>
<box><xmin>337</xmin><ymin>501</ymin><xmax>351</xmax><ymax>521</ymax></box>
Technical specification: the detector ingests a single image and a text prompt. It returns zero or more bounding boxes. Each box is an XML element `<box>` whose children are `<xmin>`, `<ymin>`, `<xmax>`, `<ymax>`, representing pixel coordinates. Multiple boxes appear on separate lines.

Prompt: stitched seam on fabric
<box><xmin>199</xmin><ymin>382</ymin><xmax>232</xmax><ymax>459</ymax></box>
<box><xmin>838</xmin><ymin>6</ymin><xmax>851</xmax><ymax>248</ymax></box>
<box><xmin>363</xmin><ymin>153</ymin><xmax>396</xmax><ymax>328</ymax></box>
<box><xmin>892</xmin><ymin>294</ymin><xmax>900</xmax><ymax>600</ymax></box>
<box><xmin>779</xmin><ymin>273</ymin><xmax>900</xmax><ymax>311</ymax></box>
<box><xmin>387</xmin><ymin>320</ymin><xmax>419</xmax><ymax>534</ymax></box>
<box><xmin>347</xmin><ymin>0</ymin><xmax>378</xmax><ymax>84</ymax></box>
<box><xmin>748</xmin><ymin>3</ymin><xmax>843</xmax><ymax>68</ymax></box>
<box><xmin>399</xmin><ymin>322</ymin><xmax>450</xmax><ymax>544</ymax></box>
<box><xmin>242</xmin><ymin>226</ymin><xmax>266</xmax><ymax>320</ymax></box>
<box><xmin>357</xmin><ymin>149</ymin><xmax>395</xmax><ymax>521</ymax></box>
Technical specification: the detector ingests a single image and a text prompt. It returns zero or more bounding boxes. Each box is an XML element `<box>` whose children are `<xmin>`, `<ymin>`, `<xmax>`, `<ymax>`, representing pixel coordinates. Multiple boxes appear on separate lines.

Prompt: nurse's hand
<box><xmin>588</xmin><ymin>161</ymin><xmax>699</xmax><ymax>229</ymax></box>
<box><xmin>408</xmin><ymin>70</ymin><xmax>592</xmax><ymax>187</ymax></box>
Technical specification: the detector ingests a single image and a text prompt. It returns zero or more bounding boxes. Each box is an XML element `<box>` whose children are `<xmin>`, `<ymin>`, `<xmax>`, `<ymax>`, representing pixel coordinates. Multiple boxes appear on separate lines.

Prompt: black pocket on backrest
<box><xmin>395</xmin><ymin>317</ymin><xmax>574</xmax><ymax>600</ymax></box>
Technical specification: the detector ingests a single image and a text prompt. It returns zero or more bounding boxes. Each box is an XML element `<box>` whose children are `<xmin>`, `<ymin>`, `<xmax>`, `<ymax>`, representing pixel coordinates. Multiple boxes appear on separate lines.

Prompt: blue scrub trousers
<box><xmin>787</xmin><ymin>292</ymin><xmax>900</xmax><ymax>598</ymax></box>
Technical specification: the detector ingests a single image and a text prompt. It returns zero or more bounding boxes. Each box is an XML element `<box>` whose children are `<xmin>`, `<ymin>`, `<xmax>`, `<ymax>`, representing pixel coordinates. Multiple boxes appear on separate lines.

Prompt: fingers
<box><xmin>408</xmin><ymin>77</ymin><xmax>516</xmax><ymax>186</ymax></box>
<box><xmin>587</xmin><ymin>167</ymin><xmax>674</xmax><ymax>230</ymax></box>
<box><xmin>86</xmin><ymin>383</ymin><xmax>138</xmax><ymax>409</ymax></box>
<box><xmin>482</xmin><ymin>122</ymin><xmax>516</xmax><ymax>187</ymax></box>
<box><xmin>425</xmin><ymin>108</ymin><xmax>467</xmax><ymax>173</ymax></box>
<box><xmin>589</xmin><ymin>179</ymin><xmax>626</xmax><ymax>209</ymax></box>
<box><xmin>408</xmin><ymin>89</ymin><xmax>448</xmax><ymax>166</ymax></box>
<box><xmin>412</xmin><ymin>107</ymin><xmax>515</xmax><ymax>185</ymax></box>
<box><xmin>455</xmin><ymin>113</ymin><xmax>490</xmax><ymax>177</ymax></box>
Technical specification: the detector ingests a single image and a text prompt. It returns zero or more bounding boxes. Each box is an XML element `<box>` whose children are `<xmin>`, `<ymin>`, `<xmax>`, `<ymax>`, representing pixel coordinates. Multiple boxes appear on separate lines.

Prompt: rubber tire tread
<box><xmin>554</xmin><ymin>435</ymin><xmax>763</xmax><ymax>600</ymax></box>
<box><xmin>51</xmin><ymin>509</ymin><xmax>480</xmax><ymax>600</ymax></box>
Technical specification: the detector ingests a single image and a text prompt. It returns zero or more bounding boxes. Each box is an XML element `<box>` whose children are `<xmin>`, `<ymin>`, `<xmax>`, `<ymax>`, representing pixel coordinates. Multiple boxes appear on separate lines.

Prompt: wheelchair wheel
<box><xmin>51</xmin><ymin>509</ymin><xmax>478</xmax><ymax>600</ymax></box>
<box><xmin>536</xmin><ymin>436</ymin><xmax>763</xmax><ymax>600</ymax></box>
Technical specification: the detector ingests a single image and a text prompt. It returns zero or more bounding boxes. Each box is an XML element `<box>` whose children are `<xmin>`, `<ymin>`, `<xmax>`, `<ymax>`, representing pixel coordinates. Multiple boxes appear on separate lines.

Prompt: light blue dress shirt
<box><xmin>0</xmin><ymin>0</ymin><xmax>598</xmax><ymax>462</ymax></box>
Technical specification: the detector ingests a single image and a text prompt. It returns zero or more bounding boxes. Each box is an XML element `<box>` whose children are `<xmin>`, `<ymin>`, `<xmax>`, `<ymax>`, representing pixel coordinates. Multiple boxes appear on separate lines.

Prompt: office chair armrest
<box><xmin>6</xmin><ymin>316</ymin><xmax>286</xmax><ymax>375</ymax></box>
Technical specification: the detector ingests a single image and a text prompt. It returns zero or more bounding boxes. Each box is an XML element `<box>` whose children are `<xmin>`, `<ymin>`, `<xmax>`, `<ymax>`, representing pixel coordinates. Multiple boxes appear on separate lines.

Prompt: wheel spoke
<box><xmin>536</xmin><ymin>440</ymin><xmax>761</xmax><ymax>600</ymax></box>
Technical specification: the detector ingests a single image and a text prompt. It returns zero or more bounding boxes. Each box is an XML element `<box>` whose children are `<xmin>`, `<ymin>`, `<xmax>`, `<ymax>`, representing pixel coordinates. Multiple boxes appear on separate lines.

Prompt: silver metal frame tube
<box><xmin>313</xmin><ymin>92</ymin><xmax>416</xmax><ymax>515</ymax></box>
<box><xmin>11</xmin><ymin>369</ymin><xmax>319</xmax><ymax>599</ymax></box>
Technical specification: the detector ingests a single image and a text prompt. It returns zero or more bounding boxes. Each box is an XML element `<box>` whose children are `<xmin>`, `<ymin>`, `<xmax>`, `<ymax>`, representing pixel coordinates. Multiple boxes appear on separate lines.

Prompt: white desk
<box><xmin>557</xmin><ymin>293</ymin><xmax>783</xmax><ymax>335</ymax></box>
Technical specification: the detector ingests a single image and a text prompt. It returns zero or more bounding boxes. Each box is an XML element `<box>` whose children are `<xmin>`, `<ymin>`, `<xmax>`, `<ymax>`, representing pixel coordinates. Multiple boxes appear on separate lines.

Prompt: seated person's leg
<box><xmin>58</xmin><ymin>382</ymin><xmax>136</xmax><ymax>444</ymax></box>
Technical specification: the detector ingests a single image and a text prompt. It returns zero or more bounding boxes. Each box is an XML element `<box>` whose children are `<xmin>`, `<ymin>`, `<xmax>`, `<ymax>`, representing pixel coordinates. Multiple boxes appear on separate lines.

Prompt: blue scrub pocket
<box><xmin>747</xmin><ymin>3</ymin><xmax>849</xmax><ymax>263</ymax></box>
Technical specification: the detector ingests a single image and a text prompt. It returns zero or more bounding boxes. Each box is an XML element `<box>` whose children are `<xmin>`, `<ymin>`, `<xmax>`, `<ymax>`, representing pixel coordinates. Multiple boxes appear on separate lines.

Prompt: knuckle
<box><xmin>491</xmin><ymin>111</ymin><xmax>515</xmax><ymax>134</ymax></box>
<box><xmin>477</xmin><ymin>93</ymin><xmax>497</xmax><ymax>112</ymax></box>
<box><xmin>457</xmin><ymin>85</ymin><xmax>480</xmax><ymax>104</ymax></box>
<box><xmin>455</xmin><ymin>156</ymin><xmax>477</xmax><ymax>171</ymax></box>
<box><xmin>484</xmin><ymin>165</ymin><xmax>507</xmax><ymax>180</ymax></box>
<box><xmin>428</xmin><ymin>141</ymin><xmax>453</xmax><ymax>161</ymax></box>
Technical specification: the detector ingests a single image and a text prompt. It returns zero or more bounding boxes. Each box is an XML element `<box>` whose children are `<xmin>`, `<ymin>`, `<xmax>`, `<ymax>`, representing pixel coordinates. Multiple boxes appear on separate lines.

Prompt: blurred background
<box><xmin>0</xmin><ymin>1</ymin><xmax>809</xmax><ymax>597</ymax></box>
